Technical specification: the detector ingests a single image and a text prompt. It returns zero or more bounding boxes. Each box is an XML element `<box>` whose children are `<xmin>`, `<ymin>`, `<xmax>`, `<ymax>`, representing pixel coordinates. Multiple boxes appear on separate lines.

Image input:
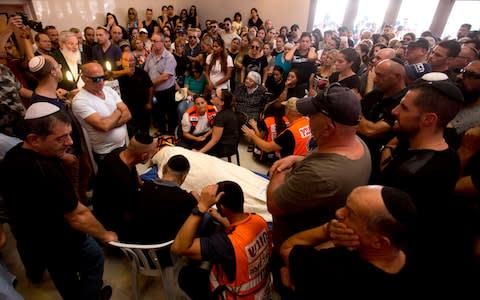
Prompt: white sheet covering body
<box><xmin>151</xmin><ymin>146</ymin><xmax>271</xmax><ymax>222</ymax></box>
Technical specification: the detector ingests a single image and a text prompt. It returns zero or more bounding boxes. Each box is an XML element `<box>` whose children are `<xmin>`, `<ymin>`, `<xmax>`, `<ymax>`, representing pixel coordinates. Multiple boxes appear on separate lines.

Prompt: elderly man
<box><xmin>1</xmin><ymin>102</ymin><xmax>117</xmax><ymax>299</ymax></box>
<box><xmin>72</xmin><ymin>62</ymin><xmax>131</xmax><ymax>164</ymax></box>
<box><xmin>267</xmin><ymin>84</ymin><xmax>371</xmax><ymax>297</ymax></box>
<box><xmin>144</xmin><ymin>33</ymin><xmax>177</xmax><ymax>135</ymax></box>
<box><xmin>51</xmin><ymin>31</ymin><xmax>86</xmax><ymax>91</ymax></box>
<box><xmin>280</xmin><ymin>185</ymin><xmax>418</xmax><ymax>298</ymax></box>
<box><xmin>172</xmin><ymin>180</ymin><xmax>272</xmax><ymax>300</ymax></box>
<box><xmin>360</xmin><ymin>47</ymin><xmax>396</xmax><ymax>97</ymax></box>
<box><xmin>377</xmin><ymin>73</ymin><xmax>464</xmax><ymax>293</ymax></box>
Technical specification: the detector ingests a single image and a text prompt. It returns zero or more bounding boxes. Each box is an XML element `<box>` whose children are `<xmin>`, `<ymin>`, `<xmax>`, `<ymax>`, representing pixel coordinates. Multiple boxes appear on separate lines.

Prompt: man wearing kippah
<box><xmin>376</xmin><ymin>73</ymin><xmax>466</xmax><ymax>293</ymax></box>
<box><xmin>266</xmin><ymin>85</ymin><xmax>371</xmax><ymax>297</ymax></box>
<box><xmin>1</xmin><ymin>102</ymin><xmax>117</xmax><ymax>299</ymax></box>
<box><xmin>280</xmin><ymin>185</ymin><xmax>418</xmax><ymax>298</ymax></box>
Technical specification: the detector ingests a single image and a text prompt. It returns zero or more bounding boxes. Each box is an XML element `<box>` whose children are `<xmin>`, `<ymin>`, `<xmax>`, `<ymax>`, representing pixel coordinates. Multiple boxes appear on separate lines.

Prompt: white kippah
<box><xmin>25</xmin><ymin>102</ymin><xmax>60</xmax><ymax>120</ymax></box>
<box><xmin>28</xmin><ymin>56</ymin><xmax>46</xmax><ymax>73</ymax></box>
<box><xmin>421</xmin><ymin>72</ymin><xmax>449</xmax><ymax>82</ymax></box>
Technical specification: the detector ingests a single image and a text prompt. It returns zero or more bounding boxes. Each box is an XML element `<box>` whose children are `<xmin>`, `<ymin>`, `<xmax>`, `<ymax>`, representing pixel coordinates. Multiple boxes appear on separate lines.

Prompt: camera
<box><xmin>15</xmin><ymin>12</ymin><xmax>43</xmax><ymax>32</ymax></box>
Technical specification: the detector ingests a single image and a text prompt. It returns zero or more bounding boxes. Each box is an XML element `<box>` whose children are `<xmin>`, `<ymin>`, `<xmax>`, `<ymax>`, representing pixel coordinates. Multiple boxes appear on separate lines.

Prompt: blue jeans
<box><xmin>47</xmin><ymin>236</ymin><xmax>104</xmax><ymax>300</ymax></box>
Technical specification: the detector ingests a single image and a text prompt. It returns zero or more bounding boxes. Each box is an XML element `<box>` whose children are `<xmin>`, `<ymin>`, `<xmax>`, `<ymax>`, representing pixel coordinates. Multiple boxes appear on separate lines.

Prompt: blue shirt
<box><xmin>144</xmin><ymin>50</ymin><xmax>177</xmax><ymax>92</ymax></box>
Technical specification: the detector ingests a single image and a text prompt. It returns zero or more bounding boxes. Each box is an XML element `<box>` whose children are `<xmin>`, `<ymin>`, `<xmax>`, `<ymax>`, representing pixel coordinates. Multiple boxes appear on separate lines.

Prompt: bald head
<box><xmin>81</xmin><ymin>62</ymin><xmax>103</xmax><ymax>77</ymax></box>
<box><xmin>372</xmin><ymin>48</ymin><xmax>396</xmax><ymax>66</ymax></box>
<box><xmin>374</xmin><ymin>59</ymin><xmax>406</xmax><ymax>93</ymax></box>
<box><xmin>341</xmin><ymin>185</ymin><xmax>417</xmax><ymax>247</ymax></box>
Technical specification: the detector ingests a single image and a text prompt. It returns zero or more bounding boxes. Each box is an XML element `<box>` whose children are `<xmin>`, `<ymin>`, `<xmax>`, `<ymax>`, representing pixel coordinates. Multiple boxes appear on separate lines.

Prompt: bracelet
<box><xmin>379</xmin><ymin>145</ymin><xmax>395</xmax><ymax>153</ymax></box>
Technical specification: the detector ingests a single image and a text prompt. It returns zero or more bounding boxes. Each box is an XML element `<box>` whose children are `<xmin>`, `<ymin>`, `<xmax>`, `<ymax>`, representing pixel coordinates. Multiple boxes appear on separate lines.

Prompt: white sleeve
<box><xmin>227</xmin><ymin>55</ymin><xmax>234</xmax><ymax>68</ymax></box>
<box><xmin>72</xmin><ymin>93</ymin><xmax>96</xmax><ymax>120</ymax></box>
<box><xmin>181</xmin><ymin>112</ymin><xmax>191</xmax><ymax>132</ymax></box>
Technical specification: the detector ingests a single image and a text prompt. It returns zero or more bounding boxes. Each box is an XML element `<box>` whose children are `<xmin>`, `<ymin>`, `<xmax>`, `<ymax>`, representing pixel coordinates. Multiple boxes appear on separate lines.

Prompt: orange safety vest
<box><xmin>253</xmin><ymin>116</ymin><xmax>289</xmax><ymax>162</ymax></box>
<box><xmin>210</xmin><ymin>214</ymin><xmax>272</xmax><ymax>300</ymax></box>
<box><xmin>279</xmin><ymin>116</ymin><xmax>311</xmax><ymax>156</ymax></box>
<box><xmin>186</xmin><ymin>105</ymin><xmax>216</xmax><ymax>134</ymax></box>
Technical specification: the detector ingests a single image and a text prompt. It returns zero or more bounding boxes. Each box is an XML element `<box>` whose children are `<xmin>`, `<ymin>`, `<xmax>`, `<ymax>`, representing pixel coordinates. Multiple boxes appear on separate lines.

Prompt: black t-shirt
<box><xmin>92</xmin><ymin>149</ymin><xmax>138</xmax><ymax>235</ymax></box>
<box><xmin>287</xmin><ymin>85</ymin><xmax>306</xmax><ymax>99</ymax></box>
<box><xmin>117</xmin><ymin>67</ymin><xmax>153</xmax><ymax>111</ymax></box>
<box><xmin>265</xmin><ymin>75</ymin><xmax>285</xmax><ymax>100</ymax></box>
<box><xmin>291</xmin><ymin>49</ymin><xmax>316</xmax><ymax>84</ymax></box>
<box><xmin>274</xmin><ymin>129</ymin><xmax>295</xmax><ymax>157</ymax></box>
<box><xmin>328</xmin><ymin>72</ymin><xmax>361</xmax><ymax>91</ymax></box>
<box><xmin>214</xmin><ymin>109</ymin><xmax>239</xmax><ymax>146</ymax></box>
<box><xmin>242</xmin><ymin>55</ymin><xmax>268</xmax><ymax>78</ymax></box>
<box><xmin>126</xmin><ymin>179</ymin><xmax>197</xmax><ymax>243</ymax></box>
<box><xmin>289</xmin><ymin>245</ymin><xmax>416</xmax><ymax>299</ymax></box>
<box><xmin>142</xmin><ymin>20</ymin><xmax>159</xmax><ymax>38</ymax></box>
<box><xmin>1</xmin><ymin>145</ymin><xmax>85</xmax><ymax>251</ymax></box>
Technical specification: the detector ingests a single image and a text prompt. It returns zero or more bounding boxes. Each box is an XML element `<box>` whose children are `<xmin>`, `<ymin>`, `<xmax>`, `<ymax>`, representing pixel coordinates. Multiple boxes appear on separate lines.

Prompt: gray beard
<box><xmin>61</xmin><ymin>48</ymin><xmax>81</xmax><ymax>66</ymax></box>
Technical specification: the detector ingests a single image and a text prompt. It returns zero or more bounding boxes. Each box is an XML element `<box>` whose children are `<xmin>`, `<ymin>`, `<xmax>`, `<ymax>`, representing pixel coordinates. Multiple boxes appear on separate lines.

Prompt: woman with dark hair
<box><xmin>355</xmin><ymin>42</ymin><xmax>370</xmax><ymax>76</ymax></box>
<box><xmin>197</xmin><ymin>89</ymin><xmax>239</xmax><ymax>157</ymax></box>
<box><xmin>105</xmin><ymin>12</ymin><xmax>128</xmax><ymax>39</ymax></box>
<box><xmin>232</xmin><ymin>12</ymin><xmax>243</xmax><ymax>34</ymax></box>
<box><xmin>206</xmin><ymin>38</ymin><xmax>234</xmax><ymax>92</ymax></box>
<box><xmin>279</xmin><ymin>69</ymin><xmax>307</xmax><ymax>101</ymax></box>
<box><xmin>157</xmin><ymin>6</ymin><xmax>169</xmax><ymax>28</ymax></box>
<box><xmin>184</xmin><ymin>62</ymin><xmax>207</xmax><ymax>96</ymax></box>
<box><xmin>186</xmin><ymin>5</ymin><xmax>200</xmax><ymax>29</ymax></box>
<box><xmin>248</xmin><ymin>8</ymin><xmax>263</xmax><ymax>29</ymax></box>
<box><xmin>179</xmin><ymin>9</ymin><xmax>188</xmax><ymax>29</ymax></box>
<box><xmin>328</xmin><ymin>47</ymin><xmax>361</xmax><ymax>98</ymax></box>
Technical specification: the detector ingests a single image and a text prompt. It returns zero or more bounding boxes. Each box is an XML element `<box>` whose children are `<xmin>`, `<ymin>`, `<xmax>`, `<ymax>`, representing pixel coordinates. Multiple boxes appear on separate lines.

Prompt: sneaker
<box><xmin>99</xmin><ymin>285</ymin><xmax>113</xmax><ymax>300</ymax></box>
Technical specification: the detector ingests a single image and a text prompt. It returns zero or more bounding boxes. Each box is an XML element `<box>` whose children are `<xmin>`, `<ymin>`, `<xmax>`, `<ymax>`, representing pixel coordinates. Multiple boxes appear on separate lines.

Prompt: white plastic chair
<box><xmin>108</xmin><ymin>240</ymin><xmax>178</xmax><ymax>300</ymax></box>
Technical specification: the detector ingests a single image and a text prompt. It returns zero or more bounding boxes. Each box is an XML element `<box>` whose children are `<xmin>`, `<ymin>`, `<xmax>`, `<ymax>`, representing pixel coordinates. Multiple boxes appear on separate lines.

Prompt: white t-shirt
<box><xmin>181</xmin><ymin>112</ymin><xmax>210</xmax><ymax>135</ymax></box>
<box><xmin>72</xmin><ymin>86</ymin><xmax>128</xmax><ymax>154</ymax></box>
<box><xmin>206</xmin><ymin>54</ymin><xmax>234</xmax><ymax>90</ymax></box>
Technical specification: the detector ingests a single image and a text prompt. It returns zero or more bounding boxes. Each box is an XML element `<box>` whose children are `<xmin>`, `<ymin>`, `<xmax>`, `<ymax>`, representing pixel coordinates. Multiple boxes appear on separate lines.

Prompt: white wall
<box><xmin>31</xmin><ymin>0</ymin><xmax>311</xmax><ymax>33</ymax></box>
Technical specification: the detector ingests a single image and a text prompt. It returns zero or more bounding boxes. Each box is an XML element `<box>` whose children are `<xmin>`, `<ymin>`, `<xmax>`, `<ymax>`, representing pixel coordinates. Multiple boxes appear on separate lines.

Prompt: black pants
<box><xmin>153</xmin><ymin>86</ymin><xmax>177</xmax><ymax>134</ymax></box>
<box><xmin>178</xmin><ymin>265</ymin><xmax>212</xmax><ymax>300</ymax></box>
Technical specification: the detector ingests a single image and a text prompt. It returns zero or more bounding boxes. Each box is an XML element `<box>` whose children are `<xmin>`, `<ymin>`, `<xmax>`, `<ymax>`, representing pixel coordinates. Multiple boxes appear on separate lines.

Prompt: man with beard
<box><xmin>448</xmin><ymin>60</ymin><xmax>480</xmax><ymax>138</ymax></box>
<box><xmin>51</xmin><ymin>31</ymin><xmax>86</xmax><ymax>92</ymax></box>
<box><xmin>376</xmin><ymin>72</ymin><xmax>465</xmax><ymax>294</ymax></box>
<box><xmin>83</xmin><ymin>26</ymin><xmax>97</xmax><ymax>62</ymax></box>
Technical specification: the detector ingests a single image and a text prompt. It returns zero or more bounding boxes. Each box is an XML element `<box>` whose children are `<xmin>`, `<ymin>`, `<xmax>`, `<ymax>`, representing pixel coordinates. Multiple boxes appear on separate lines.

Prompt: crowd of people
<box><xmin>1</xmin><ymin>4</ymin><xmax>480</xmax><ymax>299</ymax></box>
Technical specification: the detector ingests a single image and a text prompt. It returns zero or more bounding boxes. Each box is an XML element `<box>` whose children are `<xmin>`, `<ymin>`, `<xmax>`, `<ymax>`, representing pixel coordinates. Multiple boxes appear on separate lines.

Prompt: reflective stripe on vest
<box><xmin>210</xmin><ymin>214</ymin><xmax>272</xmax><ymax>300</ymax></box>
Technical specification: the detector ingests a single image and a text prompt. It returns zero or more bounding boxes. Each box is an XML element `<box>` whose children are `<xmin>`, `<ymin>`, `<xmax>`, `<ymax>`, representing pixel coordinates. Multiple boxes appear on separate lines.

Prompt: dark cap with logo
<box><xmin>295</xmin><ymin>84</ymin><xmax>361</xmax><ymax>126</ymax></box>
<box><xmin>407</xmin><ymin>38</ymin><xmax>430</xmax><ymax>50</ymax></box>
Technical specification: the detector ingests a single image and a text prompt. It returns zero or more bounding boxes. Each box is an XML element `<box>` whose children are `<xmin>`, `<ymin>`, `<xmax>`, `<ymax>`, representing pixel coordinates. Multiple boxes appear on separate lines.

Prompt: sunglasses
<box><xmin>188</xmin><ymin>36</ymin><xmax>196</xmax><ymax>39</ymax></box>
<box><xmin>88</xmin><ymin>75</ymin><xmax>105</xmax><ymax>83</ymax></box>
<box><xmin>251</xmin><ymin>45</ymin><xmax>260</xmax><ymax>50</ymax></box>
<box><xmin>460</xmin><ymin>69</ymin><xmax>480</xmax><ymax>79</ymax></box>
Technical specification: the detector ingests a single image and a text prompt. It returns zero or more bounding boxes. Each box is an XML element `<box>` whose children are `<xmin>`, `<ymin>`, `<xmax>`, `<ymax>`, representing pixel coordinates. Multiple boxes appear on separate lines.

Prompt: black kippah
<box><xmin>167</xmin><ymin>155</ymin><xmax>190</xmax><ymax>172</ymax></box>
<box><xmin>134</xmin><ymin>132</ymin><xmax>154</xmax><ymax>145</ymax></box>
<box><xmin>381</xmin><ymin>187</ymin><xmax>418</xmax><ymax>227</ymax></box>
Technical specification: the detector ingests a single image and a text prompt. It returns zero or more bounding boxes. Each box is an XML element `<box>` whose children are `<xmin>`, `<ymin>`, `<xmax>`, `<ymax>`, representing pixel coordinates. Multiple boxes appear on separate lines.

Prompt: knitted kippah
<box><xmin>25</xmin><ymin>102</ymin><xmax>60</xmax><ymax>119</ymax></box>
<box><xmin>28</xmin><ymin>56</ymin><xmax>46</xmax><ymax>73</ymax></box>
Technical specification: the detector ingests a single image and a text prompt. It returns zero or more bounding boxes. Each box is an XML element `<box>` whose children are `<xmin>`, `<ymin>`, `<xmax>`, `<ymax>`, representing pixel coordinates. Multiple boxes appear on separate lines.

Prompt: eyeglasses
<box><xmin>88</xmin><ymin>75</ymin><xmax>105</xmax><ymax>83</ymax></box>
<box><xmin>151</xmin><ymin>39</ymin><xmax>163</xmax><ymax>43</ymax></box>
<box><xmin>460</xmin><ymin>69</ymin><xmax>480</xmax><ymax>79</ymax></box>
<box><xmin>251</xmin><ymin>45</ymin><xmax>260</xmax><ymax>50</ymax></box>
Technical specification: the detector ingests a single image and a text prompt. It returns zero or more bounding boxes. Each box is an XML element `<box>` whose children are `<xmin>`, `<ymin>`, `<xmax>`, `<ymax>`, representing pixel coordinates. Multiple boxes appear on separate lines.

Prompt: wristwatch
<box><xmin>191</xmin><ymin>206</ymin><xmax>205</xmax><ymax>217</ymax></box>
